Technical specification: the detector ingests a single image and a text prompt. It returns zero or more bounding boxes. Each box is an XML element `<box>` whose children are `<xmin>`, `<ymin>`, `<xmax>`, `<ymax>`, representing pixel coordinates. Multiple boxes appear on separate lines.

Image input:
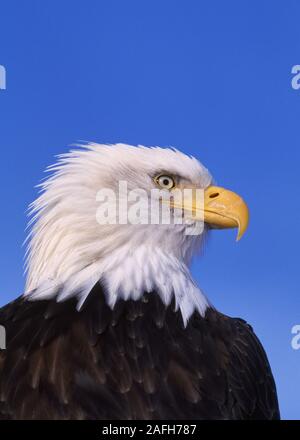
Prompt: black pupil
<box><xmin>163</xmin><ymin>178</ymin><xmax>170</xmax><ymax>186</ymax></box>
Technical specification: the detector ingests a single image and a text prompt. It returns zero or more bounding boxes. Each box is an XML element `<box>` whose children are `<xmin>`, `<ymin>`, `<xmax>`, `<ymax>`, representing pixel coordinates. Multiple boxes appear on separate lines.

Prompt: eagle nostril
<box><xmin>209</xmin><ymin>192</ymin><xmax>219</xmax><ymax>199</ymax></box>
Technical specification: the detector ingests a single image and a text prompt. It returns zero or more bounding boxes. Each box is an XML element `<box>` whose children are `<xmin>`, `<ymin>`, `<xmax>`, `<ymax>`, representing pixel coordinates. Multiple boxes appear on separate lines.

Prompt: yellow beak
<box><xmin>203</xmin><ymin>185</ymin><xmax>249</xmax><ymax>241</ymax></box>
<box><xmin>168</xmin><ymin>185</ymin><xmax>249</xmax><ymax>241</ymax></box>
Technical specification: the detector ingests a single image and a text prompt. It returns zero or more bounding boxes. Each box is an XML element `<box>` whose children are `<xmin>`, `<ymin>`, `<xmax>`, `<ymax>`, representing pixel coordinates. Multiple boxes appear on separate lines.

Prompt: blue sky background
<box><xmin>0</xmin><ymin>0</ymin><xmax>299</xmax><ymax>419</ymax></box>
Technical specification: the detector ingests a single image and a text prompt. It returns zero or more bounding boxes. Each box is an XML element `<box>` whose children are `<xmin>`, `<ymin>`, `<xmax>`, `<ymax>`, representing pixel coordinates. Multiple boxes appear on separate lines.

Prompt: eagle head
<box><xmin>24</xmin><ymin>143</ymin><xmax>248</xmax><ymax>324</ymax></box>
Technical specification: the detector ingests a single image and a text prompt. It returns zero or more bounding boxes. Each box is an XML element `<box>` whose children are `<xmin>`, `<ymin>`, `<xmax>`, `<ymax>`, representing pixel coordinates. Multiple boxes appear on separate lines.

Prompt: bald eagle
<box><xmin>0</xmin><ymin>143</ymin><xmax>279</xmax><ymax>420</ymax></box>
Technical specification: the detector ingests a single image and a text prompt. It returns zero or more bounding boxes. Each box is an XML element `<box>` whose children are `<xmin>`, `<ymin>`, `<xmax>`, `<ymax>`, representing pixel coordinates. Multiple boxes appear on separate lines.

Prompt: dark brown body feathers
<box><xmin>0</xmin><ymin>284</ymin><xmax>280</xmax><ymax>419</ymax></box>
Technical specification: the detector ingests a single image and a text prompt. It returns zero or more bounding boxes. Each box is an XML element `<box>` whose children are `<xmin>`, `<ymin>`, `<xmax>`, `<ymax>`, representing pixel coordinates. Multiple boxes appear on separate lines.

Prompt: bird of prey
<box><xmin>0</xmin><ymin>143</ymin><xmax>280</xmax><ymax>419</ymax></box>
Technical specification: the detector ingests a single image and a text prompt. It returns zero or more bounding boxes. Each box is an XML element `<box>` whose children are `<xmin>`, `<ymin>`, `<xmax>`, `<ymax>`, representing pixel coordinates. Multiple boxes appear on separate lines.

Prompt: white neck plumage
<box><xmin>24</xmin><ymin>242</ymin><xmax>210</xmax><ymax>326</ymax></box>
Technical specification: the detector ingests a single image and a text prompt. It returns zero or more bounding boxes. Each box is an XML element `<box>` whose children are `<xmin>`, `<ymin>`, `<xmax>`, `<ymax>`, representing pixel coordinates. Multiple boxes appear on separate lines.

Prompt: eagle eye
<box><xmin>155</xmin><ymin>175</ymin><xmax>175</xmax><ymax>190</ymax></box>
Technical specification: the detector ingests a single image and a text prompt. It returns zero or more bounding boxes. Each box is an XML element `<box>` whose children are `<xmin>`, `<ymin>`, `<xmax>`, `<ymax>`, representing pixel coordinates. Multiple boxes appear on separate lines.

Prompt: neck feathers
<box><xmin>24</xmin><ymin>244</ymin><xmax>209</xmax><ymax>326</ymax></box>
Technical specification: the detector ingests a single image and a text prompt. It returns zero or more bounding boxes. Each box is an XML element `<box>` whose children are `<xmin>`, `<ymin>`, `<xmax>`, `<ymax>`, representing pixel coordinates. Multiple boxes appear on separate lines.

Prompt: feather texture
<box><xmin>0</xmin><ymin>284</ymin><xmax>280</xmax><ymax>420</ymax></box>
